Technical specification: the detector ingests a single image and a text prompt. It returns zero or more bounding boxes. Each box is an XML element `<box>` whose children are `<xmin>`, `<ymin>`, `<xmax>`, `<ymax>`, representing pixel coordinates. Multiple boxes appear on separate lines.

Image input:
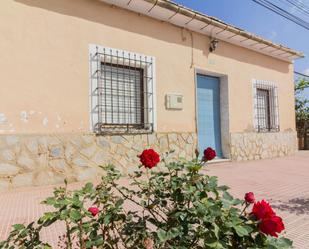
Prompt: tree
<box><xmin>295</xmin><ymin>78</ymin><xmax>309</xmax><ymax>135</ymax></box>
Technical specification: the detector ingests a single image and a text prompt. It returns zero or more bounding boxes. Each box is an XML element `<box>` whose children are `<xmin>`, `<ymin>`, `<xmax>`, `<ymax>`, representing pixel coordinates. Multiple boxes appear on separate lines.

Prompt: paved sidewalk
<box><xmin>0</xmin><ymin>151</ymin><xmax>309</xmax><ymax>248</ymax></box>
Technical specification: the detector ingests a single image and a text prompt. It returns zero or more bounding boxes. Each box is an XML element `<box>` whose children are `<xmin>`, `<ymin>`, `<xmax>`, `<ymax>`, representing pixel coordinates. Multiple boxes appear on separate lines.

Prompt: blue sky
<box><xmin>174</xmin><ymin>0</ymin><xmax>309</xmax><ymax>75</ymax></box>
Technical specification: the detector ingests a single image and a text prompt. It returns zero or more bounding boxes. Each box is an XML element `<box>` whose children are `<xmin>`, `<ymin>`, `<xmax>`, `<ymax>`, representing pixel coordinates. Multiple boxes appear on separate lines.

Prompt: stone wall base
<box><xmin>0</xmin><ymin>131</ymin><xmax>298</xmax><ymax>190</ymax></box>
<box><xmin>0</xmin><ymin>132</ymin><xmax>197</xmax><ymax>191</ymax></box>
<box><xmin>230</xmin><ymin>131</ymin><xmax>297</xmax><ymax>161</ymax></box>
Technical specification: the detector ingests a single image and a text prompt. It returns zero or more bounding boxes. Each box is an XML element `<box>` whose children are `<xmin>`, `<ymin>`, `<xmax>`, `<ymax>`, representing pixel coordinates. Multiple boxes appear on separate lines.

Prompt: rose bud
<box><xmin>244</xmin><ymin>192</ymin><xmax>255</xmax><ymax>204</ymax></box>
<box><xmin>88</xmin><ymin>207</ymin><xmax>99</xmax><ymax>217</ymax></box>
<box><xmin>194</xmin><ymin>148</ymin><xmax>200</xmax><ymax>159</ymax></box>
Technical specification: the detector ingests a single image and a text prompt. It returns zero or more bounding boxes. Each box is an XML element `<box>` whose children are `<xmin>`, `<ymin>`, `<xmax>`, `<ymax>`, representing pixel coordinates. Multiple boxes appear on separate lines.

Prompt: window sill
<box><xmin>94</xmin><ymin>123</ymin><xmax>154</xmax><ymax>136</ymax></box>
<box><xmin>94</xmin><ymin>129</ymin><xmax>154</xmax><ymax>136</ymax></box>
<box><xmin>256</xmin><ymin>130</ymin><xmax>280</xmax><ymax>133</ymax></box>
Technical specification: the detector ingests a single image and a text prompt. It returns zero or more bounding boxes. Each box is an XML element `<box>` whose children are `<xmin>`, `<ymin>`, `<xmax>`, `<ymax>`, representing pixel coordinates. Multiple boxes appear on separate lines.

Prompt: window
<box><xmin>100</xmin><ymin>64</ymin><xmax>144</xmax><ymax>126</ymax></box>
<box><xmin>256</xmin><ymin>89</ymin><xmax>271</xmax><ymax>130</ymax></box>
<box><xmin>90</xmin><ymin>45</ymin><xmax>155</xmax><ymax>134</ymax></box>
<box><xmin>253</xmin><ymin>80</ymin><xmax>279</xmax><ymax>132</ymax></box>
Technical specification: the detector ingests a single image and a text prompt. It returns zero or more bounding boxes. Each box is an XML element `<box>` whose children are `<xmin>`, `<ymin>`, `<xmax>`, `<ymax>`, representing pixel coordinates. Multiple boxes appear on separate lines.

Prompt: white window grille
<box><xmin>89</xmin><ymin>45</ymin><xmax>155</xmax><ymax>134</ymax></box>
<box><xmin>252</xmin><ymin>79</ymin><xmax>280</xmax><ymax>132</ymax></box>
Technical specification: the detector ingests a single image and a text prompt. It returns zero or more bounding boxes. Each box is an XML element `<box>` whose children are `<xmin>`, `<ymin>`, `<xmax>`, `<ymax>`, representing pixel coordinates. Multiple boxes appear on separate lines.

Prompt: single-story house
<box><xmin>0</xmin><ymin>0</ymin><xmax>304</xmax><ymax>189</ymax></box>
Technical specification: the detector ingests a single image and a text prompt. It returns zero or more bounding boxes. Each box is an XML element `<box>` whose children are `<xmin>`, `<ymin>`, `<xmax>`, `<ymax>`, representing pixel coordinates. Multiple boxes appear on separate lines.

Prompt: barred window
<box><xmin>90</xmin><ymin>45</ymin><xmax>155</xmax><ymax>134</ymax></box>
<box><xmin>253</xmin><ymin>80</ymin><xmax>279</xmax><ymax>132</ymax></box>
<box><xmin>101</xmin><ymin>64</ymin><xmax>143</xmax><ymax>125</ymax></box>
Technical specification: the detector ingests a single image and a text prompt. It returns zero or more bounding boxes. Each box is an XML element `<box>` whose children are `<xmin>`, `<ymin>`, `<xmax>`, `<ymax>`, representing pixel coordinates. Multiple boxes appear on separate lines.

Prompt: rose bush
<box><xmin>0</xmin><ymin>148</ymin><xmax>292</xmax><ymax>249</ymax></box>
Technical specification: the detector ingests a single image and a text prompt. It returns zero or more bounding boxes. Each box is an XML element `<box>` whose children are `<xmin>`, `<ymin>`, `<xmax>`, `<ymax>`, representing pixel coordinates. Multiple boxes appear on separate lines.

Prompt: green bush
<box><xmin>0</xmin><ymin>149</ymin><xmax>292</xmax><ymax>249</ymax></box>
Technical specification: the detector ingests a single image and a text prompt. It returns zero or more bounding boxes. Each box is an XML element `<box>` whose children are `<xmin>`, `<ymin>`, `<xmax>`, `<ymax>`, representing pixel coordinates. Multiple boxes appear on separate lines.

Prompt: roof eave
<box><xmin>101</xmin><ymin>0</ymin><xmax>305</xmax><ymax>61</ymax></box>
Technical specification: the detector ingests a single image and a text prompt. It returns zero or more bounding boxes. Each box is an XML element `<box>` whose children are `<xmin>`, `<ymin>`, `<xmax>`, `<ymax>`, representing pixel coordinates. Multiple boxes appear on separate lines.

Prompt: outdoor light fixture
<box><xmin>209</xmin><ymin>38</ymin><xmax>219</xmax><ymax>52</ymax></box>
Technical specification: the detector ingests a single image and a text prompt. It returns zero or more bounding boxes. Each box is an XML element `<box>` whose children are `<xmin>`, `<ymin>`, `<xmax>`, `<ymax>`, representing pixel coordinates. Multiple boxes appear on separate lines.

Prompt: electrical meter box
<box><xmin>166</xmin><ymin>94</ymin><xmax>183</xmax><ymax>110</ymax></box>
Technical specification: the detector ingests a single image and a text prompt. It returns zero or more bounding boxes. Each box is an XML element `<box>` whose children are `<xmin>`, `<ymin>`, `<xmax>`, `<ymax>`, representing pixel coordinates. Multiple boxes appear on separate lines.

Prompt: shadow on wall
<box><xmin>213</xmin><ymin>40</ymin><xmax>290</xmax><ymax>74</ymax></box>
<box><xmin>15</xmin><ymin>0</ymin><xmax>290</xmax><ymax>73</ymax></box>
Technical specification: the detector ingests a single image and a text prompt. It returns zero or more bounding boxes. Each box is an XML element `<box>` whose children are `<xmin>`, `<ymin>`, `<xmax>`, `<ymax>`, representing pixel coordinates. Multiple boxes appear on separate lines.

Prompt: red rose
<box><xmin>259</xmin><ymin>215</ymin><xmax>285</xmax><ymax>237</ymax></box>
<box><xmin>252</xmin><ymin>200</ymin><xmax>275</xmax><ymax>220</ymax></box>
<box><xmin>139</xmin><ymin>149</ymin><xmax>160</xmax><ymax>169</ymax></box>
<box><xmin>244</xmin><ymin>192</ymin><xmax>255</xmax><ymax>204</ymax></box>
<box><xmin>88</xmin><ymin>207</ymin><xmax>99</xmax><ymax>217</ymax></box>
<box><xmin>203</xmin><ymin>147</ymin><xmax>216</xmax><ymax>161</ymax></box>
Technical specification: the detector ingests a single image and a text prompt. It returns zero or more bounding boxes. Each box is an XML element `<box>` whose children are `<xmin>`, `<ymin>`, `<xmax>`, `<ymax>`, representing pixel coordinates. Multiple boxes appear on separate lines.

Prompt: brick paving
<box><xmin>0</xmin><ymin>151</ymin><xmax>309</xmax><ymax>248</ymax></box>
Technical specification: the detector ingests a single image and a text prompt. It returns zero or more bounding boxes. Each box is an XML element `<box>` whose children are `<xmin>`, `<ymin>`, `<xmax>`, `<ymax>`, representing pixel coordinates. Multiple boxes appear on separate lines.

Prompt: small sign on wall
<box><xmin>166</xmin><ymin>94</ymin><xmax>184</xmax><ymax>110</ymax></box>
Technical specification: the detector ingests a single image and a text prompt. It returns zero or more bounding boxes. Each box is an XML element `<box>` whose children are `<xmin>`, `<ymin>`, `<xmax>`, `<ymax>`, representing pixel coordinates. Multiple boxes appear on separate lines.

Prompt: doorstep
<box><xmin>207</xmin><ymin>158</ymin><xmax>231</xmax><ymax>164</ymax></box>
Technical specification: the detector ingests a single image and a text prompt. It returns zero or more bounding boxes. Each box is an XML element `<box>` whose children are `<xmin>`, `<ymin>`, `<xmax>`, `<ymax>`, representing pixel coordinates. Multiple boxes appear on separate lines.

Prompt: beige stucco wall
<box><xmin>0</xmin><ymin>0</ymin><xmax>296</xmax><ymax>134</ymax></box>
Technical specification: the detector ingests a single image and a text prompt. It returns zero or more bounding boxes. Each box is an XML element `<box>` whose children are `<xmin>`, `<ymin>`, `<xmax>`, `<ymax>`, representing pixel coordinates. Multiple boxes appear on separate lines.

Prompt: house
<box><xmin>0</xmin><ymin>0</ymin><xmax>304</xmax><ymax>190</ymax></box>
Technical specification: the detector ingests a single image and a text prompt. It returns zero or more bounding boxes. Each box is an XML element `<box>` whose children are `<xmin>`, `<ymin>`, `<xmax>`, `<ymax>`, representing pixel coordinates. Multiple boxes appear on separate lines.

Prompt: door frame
<box><xmin>194</xmin><ymin>68</ymin><xmax>231</xmax><ymax>159</ymax></box>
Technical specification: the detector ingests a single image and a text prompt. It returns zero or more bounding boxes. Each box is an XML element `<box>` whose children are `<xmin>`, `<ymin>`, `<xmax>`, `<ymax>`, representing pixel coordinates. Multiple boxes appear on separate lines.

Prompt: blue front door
<box><xmin>197</xmin><ymin>74</ymin><xmax>222</xmax><ymax>158</ymax></box>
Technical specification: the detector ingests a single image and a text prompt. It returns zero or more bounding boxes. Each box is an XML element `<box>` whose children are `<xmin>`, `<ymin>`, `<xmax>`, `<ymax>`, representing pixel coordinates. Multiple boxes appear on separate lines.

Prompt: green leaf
<box><xmin>70</xmin><ymin>209</ymin><xmax>82</xmax><ymax>221</ymax></box>
<box><xmin>232</xmin><ymin>198</ymin><xmax>243</xmax><ymax>206</ymax></box>
<box><xmin>115</xmin><ymin>199</ymin><xmax>124</xmax><ymax>209</ymax></box>
<box><xmin>205</xmin><ymin>240</ymin><xmax>224</xmax><ymax>248</ymax></box>
<box><xmin>39</xmin><ymin>212</ymin><xmax>58</xmax><ymax>227</ymax></box>
<box><xmin>187</xmin><ymin>164</ymin><xmax>202</xmax><ymax>172</ymax></box>
<box><xmin>103</xmin><ymin>214</ymin><xmax>112</xmax><ymax>225</ymax></box>
<box><xmin>234</xmin><ymin>225</ymin><xmax>249</xmax><ymax>237</ymax></box>
<box><xmin>217</xmin><ymin>185</ymin><xmax>229</xmax><ymax>191</ymax></box>
<box><xmin>209</xmin><ymin>204</ymin><xmax>222</xmax><ymax>217</ymax></box>
<box><xmin>42</xmin><ymin>197</ymin><xmax>57</xmax><ymax>206</ymax></box>
<box><xmin>157</xmin><ymin>229</ymin><xmax>168</xmax><ymax>242</ymax></box>
<box><xmin>266</xmin><ymin>236</ymin><xmax>293</xmax><ymax>249</ymax></box>
<box><xmin>83</xmin><ymin>182</ymin><xmax>94</xmax><ymax>193</ymax></box>
<box><xmin>168</xmin><ymin>228</ymin><xmax>182</xmax><ymax>239</ymax></box>
<box><xmin>196</xmin><ymin>181</ymin><xmax>203</xmax><ymax>190</ymax></box>
<box><xmin>223</xmin><ymin>192</ymin><xmax>233</xmax><ymax>201</ymax></box>
<box><xmin>213</xmin><ymin>223</ymin><xmax>220</xmax><ymax>239</ymax></box>
<box><xmin>278</xmin><ymin>238</ymin><xmax>293</xmax><ymax>247</ymax></box>
<box><xmin>208</xmin><ymin>176</ymin><xmax>218</xmax><ymax>188</ymax></box>
<box><xmin>12</xmin><ymin>224</ymin><xmax>25</xmax><ymax>230</ymax></box>
<box><xmin>95</xmin><ymin>237</ymin><xmax>104</xmax><ymax>246</ymax></box>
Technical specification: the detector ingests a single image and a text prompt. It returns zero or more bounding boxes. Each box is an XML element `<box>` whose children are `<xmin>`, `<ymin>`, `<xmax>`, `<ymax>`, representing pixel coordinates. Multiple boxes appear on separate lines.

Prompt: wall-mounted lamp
<box><xmin>209</xmin><ymin>38</ymin><xmax>219</xmax><ymax>52</ymax></box>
